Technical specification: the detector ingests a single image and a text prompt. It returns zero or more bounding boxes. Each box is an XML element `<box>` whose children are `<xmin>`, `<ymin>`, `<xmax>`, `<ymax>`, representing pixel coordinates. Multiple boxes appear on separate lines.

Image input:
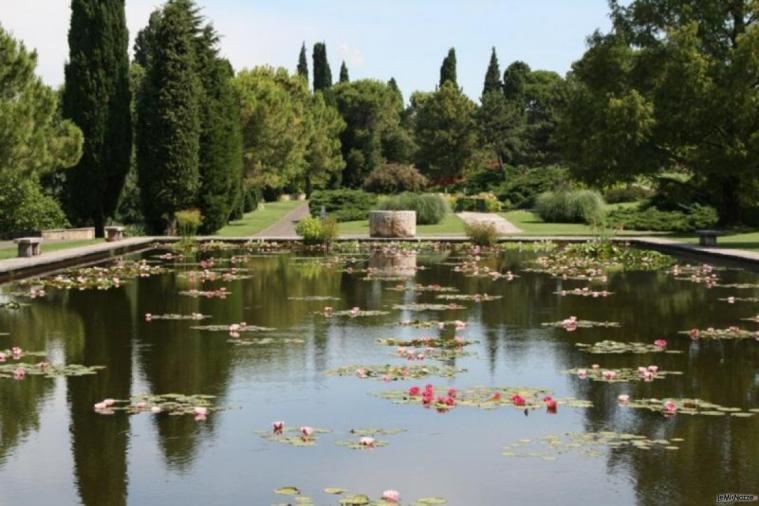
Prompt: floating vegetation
<box><xmin>565</xmin><ymin>365</ymin><xmax>681</xmax><ymax>383</ymax></box>
<box><xmin>179</xmin><ymin>288</ymin><xmax>230</xmax><ymax>299</ymax></box>
<box><xmin>361</xmin><ymin>275</ymin><xmax>414</xmax><ymax>282</ymax></box>
<box><xmin>680</xmin><ymin>327</ymin><xmax>759</xmax><ymax>341</ymax></box>
<box><xmin>18</xmin><ymin>260</ymin><xmax>164</xmax><ymax>291</ymax></box>
<box><xmin>717</xmin><ymin>283</ymin><xmax>759</xmax><ymax>289</ymax></box>
<box><xmin>178</xmin><ymin>269</ymin><xmax>252</xmax><ymax>282</ymax></box>
<box><xmin>741</xmin><ymin>315</ymin><xmax>759</xmax><ymax>324</ymax></box>
<box><xmin>259</xmin><ymin>426</ymin><xmax>330</xmax><ymax>447</ymax></box>
<box><xmin>542</xmin><ymin>317</ymin><xmax>620</xmax><ymax>331</ymax></box>
<box><xmin>0</xmin><ymin>301</ymin><xmax>23</xmax><ymax>310</ymax></box>
<box><xmin>554</xmin><ymin>287</ymin><xmax>613</xmax><ymax>298</ymax></box>
<box><xmin>393</xmin><ymin>303</ymin><xmax>465</xmax><ymax>312</ymax></box>
<box><xmin>386</xmin><ymin>284</ymin><xmax>458</xmax><ymax>293</ymax></box>
<box><xmin>319</xmin><ymin>308</ymin><xmax>392</xmax><ymax>318</ymax></box>
<box><xmin>502</xmin><ymin>431</ymin><xmax>686</xmax><ymax>460</ymax></box>
<box><xmin>619</xmin><ymin>397</ymin><xmax>754</xmax><ymax>417</ymax></box>
<box><xmin>576</xmin><ymin>340</ymin><xmax>682</xmax><ymax>354</ymax></box>
<box><xmin>500</xmin><ymin>241</ymin><xmax>558</xmax><ymax>253</ymax></box>
<box><xmin>144</xmin><ymin>313</ymin><xmax>210</xmax><ymax>321</ymax></box>
<box><xmin>377</xmin><ymin>337</ymin><xmax>475</xmax><ymax>348</ymax></box>
<box><xmin>272</xmin><ymin>486</ymin><xmax>446</xmax><ymax>506</ymax></box>
<box><xmin>190</xmin><ymin>323</ymin><xmax>275</xmax><ymax>333</ymax></box>
<box><xmin>377</xmin><ymin>385</ymin><xmax>592</xmax><ymax>412</ymax></box>
<box><xmin>288</xmin><ymin>296</ymin><xmax>341</xmax><ymax>301</ymax></box>
<box><xmin>227</xmin><ymin>336</ymin><xmax>305</xmax><ymax>346</ymax></box>
<box><xmin>1</xmin><ymin>362</ymin><xmax>105</xmax><ymax>380</ymax></box>
<box><xmin>325</xmin><ymin>364</ymin><xmax>465</xmax><ymax>381</ymax></box>
<box><xmin>93</xmin><ymin>393</ymin><xmax>220</xmax><ymax>420</ymax></box>
<box><xmin>719</xmin><ymin>296</ymin><xmax>759</xmax><ymax>304</ymax></box>
<box><xmin>397</xmin><ymin>320</ymin><xmax>467</xmax><ymax>330</ymax></box>
<box><xmin>528</xmin><ymin>242</ymin><xmax>674</xmax><ymax>280</ymax></box>
<box><xmin>435</xmin><ymin>293</ymin><xmax>502</xmax><ymax>302</ymax></box>
<box><xmin>0</xmin><ymin>347</ymin><xmax>46</xmax><ymax>361</ymax></box>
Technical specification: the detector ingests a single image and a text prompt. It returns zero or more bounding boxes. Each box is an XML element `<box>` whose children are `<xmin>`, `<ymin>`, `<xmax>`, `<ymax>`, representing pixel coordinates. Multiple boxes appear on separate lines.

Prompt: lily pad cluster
<box><xmin>325</xmin><ymin>364</ymin><xmax>465</xmax><ymax>381</ymax></box>
<box><xmin>619</xmin><ymin>397</ymin><xmax>755</xmax><ymax>417</ymax></box>
<box><xmin>502</xmin><ymin>432</ymin><xmax>686</xmax><ymax>460</ymax></box>
<box><xmin>576</xmin><ymin>340</ymin><xmax>682</xmax><ymax>354</ymax></box>
<box><xmin>565</xmin><ymin>365</ymin><xmax>681</xmax><ymax>383</ymax></box>
<box><xmin>273</xmin><ymin>486</ymin><xmax>447</xmax><ymax>506</ymax></box>
<box><xmin>334</xmin><ymin>428</ymin><xmax>406</xmax><ymax>450</ymax></box>
<box><xmin>542</xmin><ymin>318</ymin><xmax>620</xmax><ymax>330</ymax></box>
<box><xmin>93</xmin><ymin>393</ymin><xmax>220</xmax><ymax>418</ymax></box>
<box><xmin>681</xmin><ymin>327</ymin><xmax>759</xmax><ymax>340</ymax></box>
<box><xmin>179</xmin><ymin>288</ymin><xmax>231</xmax><ymax>299</ymax></box>
<box><xmin>377</xmin><ymin>337</ymin><xmax>475</xmax><ymax>348</ymax></box>
<box><xmin>179</xmin><ymin>269</ymin><xmax>252</xmax><ymax>282</ymax></box>
<box><xmin>554</xmin><ymin>288</ymin><xmax>613</xmax><ymax>298</ymax></box>
<box><xmin>719</xmin><ymin>296</ymin><xmax>759</xmax><ymax>304</ymax></box>
<box><xmin>259</xmin><ymin>426</ymin><xmax>330</xmax><ymax>447</ymax></box>
<box><xmin>397</xmin><ymin>320</ymin><xmax>468</xmax><ymax>330</ymax></box>
<box><xmin>227</xmin><ymin>336</ymin><xmax>305</xmax><ymax>346</ymax></box>
<box><xmin>190</xmin><ymin>323</ymin><xmax>274</xmax><ymax>333</ymax></box>
<box><xmin>1</xmin><ymin>362</ymin><xmax>105</xmax><ymax>380</ymax></box>
<box><xmin>19</xmin><ymin>260</ymin><xmax>164</xmax><ymax>291</ymax></box>
<box><xmin>288</xmin><ymin>296</ymin><xmax>341</xmax><ymax>301</ymax></box>
<box><xmin>144</xmin><ymin>313</ymin><xmax>210</xmax><ymax>321</ymax></box>
<box><xmin>387</xmin><ymin>284</ymin><xmax>458</xmax><ymax>293</ymax></box>
<box><xmin>319</xmin><ymin>309</ymin><xmax>392</xmax><ymax>318</ymax></box>
<box><xmin>393</xmin><ymin>303</ymin><xmax>466</xmax><ymax>312</ymax></box>
<box><xmin>435</xmin><ymin>294</ymin><xmax>502</xmax><ymax>302</ymax></box>
<box><xmin>0</xmin><ymin>301</ymin><xmax>23</xmax><ymax>310</ymax></box>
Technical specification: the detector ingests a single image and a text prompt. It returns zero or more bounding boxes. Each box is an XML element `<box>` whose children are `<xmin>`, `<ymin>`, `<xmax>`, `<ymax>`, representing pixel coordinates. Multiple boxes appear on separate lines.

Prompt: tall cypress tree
<box><xmin>136</xmin><ymin>0</ymin><xmax>201</xmax><ymax>234</ymax></box>
<box><xmin>482</xmin><ymin>47</ymin><xmax>502</xmax><ymax>96</ymax></box>
<box><xmin>312</xmin><ymin>42</ymin><xmax>332</xmax><ymax>92</ymax></box>
<box><xmin>62</xmin><ymin>0</ymin><xmax>131</xmax><ymax>236</ymax></box>
<box><xmin>339</xmin><ymin>61</ymin><xmax>349</xmax><ymax>83</ymax></box>
<box><xmin>297</xmin><ymin>42</ymin><xmax>309</xmax><ymax>81</ymax></box>
<box><xmin>439</xmin><ymin>47</ymin><xmax>457</xmax><ymax>87</ymax></box>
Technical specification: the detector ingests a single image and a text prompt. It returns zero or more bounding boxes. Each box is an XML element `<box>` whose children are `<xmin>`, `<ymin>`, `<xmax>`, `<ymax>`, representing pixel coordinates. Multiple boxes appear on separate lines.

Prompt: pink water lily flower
<box><xmin>355</xmin><ymin>368</ymin><xmax>367</xmax><ymax>378</ymax></box>
<box><xmin>689</xmin><ymin>328</ymin><xmax>700</xmax><ymax>339</ymax></box>
<box><xmin>511</xmin><ymin>394</ymin><xmax>526</xmax><ymax>406</ymax></box>
<box><xmin>193</xmin><ymin>407</ymin><xmax>208</xmax><ymax>416</ymax></box>
<box><xmin>663</xmin><ymin>400</ymin><xmax>678</xmax><ymax>414</ymax></box>
<box><xmin>654</xmin><ymin>339</ymin><xmax>667</xmax><ymax>348</ymax></box>
<box><xmin>13</xmin><ymin>367</ymin><xmax>25</xmax><ymax>380</ymax></box>
<box><xmin>272</xmin><ymin>421</ymin><xmax>285</xmax><ymax>434</ymax></box>
<box><xmin>94</xmin><ymin>402</ymin><xmax>108</xmax><ymax>411</ymax></box>
<box><xmin>11</xmin><ymin>347</ymin><xmax>22</xmax><ymax>358</ymax></box>
<box><xmin>350</xmin><ymin>307</ymin><xmax>360</xmax><ymax>317</ymax></box>
<box><xmin>144</xmin><ymin>313</ymin><xmax>152</xmax><ymax>321</ymax></box>
<box><xmin>637</xmin><ymin>366</ymin><xmax>648</xmax><ymax>374</ymax></box>
<box><xmin>577</xmin><ymin>368</ymin><xmax>587</xmax><ymax>379</ymax></box>
<box><xmin>408</xmin><ymin>386</ymin><xmax>420</xmax><ymax>396</ymax></box>
<box><xmin>359</xmin><ymin>436</ymin><xmax>375</xmax><ymax>448</ymax></box>
<box><xmin>602</xmin><ymin>370</ymin><xmax>617</xmax><ymax>380</ymax></box>
<box><xmin>647</xmin><ymin>365</ymin><xmax>658</xmax><ymax>373</ymax></box>
<box><xmin>618</xmin><ymin>394</ymin><xmax>630</xmax><ymax>404</ymax></box>
<box><xmin>299</xmin><ymin>426</ymin><xmax>314</xmax><ymax>439</ymax></box>
<box><xmin>0</xmin><ymin>353</ymin><xmax>6</xmax><ymax>362</ymax></box>
<box><xmin>382</xmin><ymin>490</ymin><xmax>400</xmax><ymax>503</ymax></box>
<box><xmin>491</xmin><ymin>391</ymin><xmax>502</xmax><ymax>401</ymax></box>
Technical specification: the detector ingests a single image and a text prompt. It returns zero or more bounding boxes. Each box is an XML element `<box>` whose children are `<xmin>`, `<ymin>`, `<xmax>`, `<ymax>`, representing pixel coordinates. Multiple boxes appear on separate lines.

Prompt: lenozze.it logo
<box><xmin>716</xmin><ymin>494</ymin><xmax>758</xmax><ymax>504</ymax></box>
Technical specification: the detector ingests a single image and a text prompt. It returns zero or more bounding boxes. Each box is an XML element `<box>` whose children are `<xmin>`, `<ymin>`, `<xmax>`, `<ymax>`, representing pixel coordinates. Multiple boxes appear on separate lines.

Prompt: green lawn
<box><xmin>0</xmin><ymin>239</ymin><xmax>104</xmax><ymax>261</ymax></box>
<box><xmin>339</xmin><ymin>213</ymin><xmax>466</xmax><ymax>236</ymax></box>
<box><xmin>675</xmin><ymin>231</ymin><xmax>759</xmax><ymax>252</ymax></box>
<box><xmin>502</xmin><ymin>209</ymin><xmax>657</xmax><ymax>236</ymax></box>
<box><xmin>216</xmin><ymin>201</ymin><xmax>303</xmax><ymax>237</ymax></box>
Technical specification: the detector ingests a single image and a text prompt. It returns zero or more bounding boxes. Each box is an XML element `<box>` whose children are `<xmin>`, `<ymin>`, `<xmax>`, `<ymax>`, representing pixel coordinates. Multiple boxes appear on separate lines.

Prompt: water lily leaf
<box><xmin>274</xmin><ymin>486</ymin><xmax>300</xmax><ymax>495</ymax></box>
<box><xmin>339</xmin><ymin>494</ymin><xmax>370</xmax><ymax>505</ymax></box>
<box><xmin>324</xmin><ymin>488</ymin><xmax>346</xmax><ymax>495</ymax></box>
<box><xmin>415</xmin><ymin>498</ymin><xmax>447</xmax><ymax>505</ymax></box>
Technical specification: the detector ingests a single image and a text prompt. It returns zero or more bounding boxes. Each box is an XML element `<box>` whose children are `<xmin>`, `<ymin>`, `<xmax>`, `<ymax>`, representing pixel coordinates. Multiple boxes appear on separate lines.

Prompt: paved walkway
<box><xmin>254</xmin><ymin>202</ymin><xmax>310</xmax><ymax>238</ymax></box>
<box><xmin>456</xmin><ymin>211</ymin><xmax>522</xmax><ymax>234</ymax></box>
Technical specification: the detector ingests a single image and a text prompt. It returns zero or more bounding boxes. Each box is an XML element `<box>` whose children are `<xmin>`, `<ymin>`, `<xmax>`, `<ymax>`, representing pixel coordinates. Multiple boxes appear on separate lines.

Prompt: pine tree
<box><xmin>339</xmin><ymin>61</ymin><xmax>349</xmax><ymax>83</ymax></box>
<box><xmin>439</xmin><ymin>47</ymin><xmax>457</xmax><ymax>87</ymax></box>
<box><xmin>312</xmin><ymin>42</ymin><xmax>332</xmax><ymax>92</ymax></box>
<box><xmin>482</xmin><ymin>47</ymin><xmax>502</xmax><ymax>97</ymax></box>
<box><xmin>136</xmin><ymin>0</ymin><xmax>201</xmax><ymax>234</ymax></box>
<box><xmin>62</xmin><ymin>0</ymin><xmax>132</xmax><ymax>236</ymax></box>
<box><xmin>297</xmin><ymin>42</ymin><xmax>308</xmax><ymax>81</ymax></box>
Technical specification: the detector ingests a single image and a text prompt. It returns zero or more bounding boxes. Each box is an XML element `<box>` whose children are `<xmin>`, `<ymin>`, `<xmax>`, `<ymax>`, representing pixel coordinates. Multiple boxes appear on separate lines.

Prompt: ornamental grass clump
<box><xmin>535</xmin><ymin>189</ymin><xmax>605</xmax><ymax>224</ymax></box>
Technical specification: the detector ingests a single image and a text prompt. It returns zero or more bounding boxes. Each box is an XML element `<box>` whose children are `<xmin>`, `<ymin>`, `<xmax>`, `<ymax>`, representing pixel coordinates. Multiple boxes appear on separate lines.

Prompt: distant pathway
<box><xmin>254</xmin><ymin>202</ymin><xmax>310</xmax><ymax>238</ymax></box>
<box><xmin>456</xmin><ymin>212</ymin><xmax>522</xmax><ymax>234</ymax></box>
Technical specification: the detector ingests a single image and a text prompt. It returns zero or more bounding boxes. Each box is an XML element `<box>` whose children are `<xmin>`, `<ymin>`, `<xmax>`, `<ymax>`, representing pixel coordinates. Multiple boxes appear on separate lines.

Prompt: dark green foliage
<box><xmin>477</xmin><ymin>91</ymin><xmax>523</xmax><ymax>169</ymax></box>
<box><xmin>195</xmin><ymin>35</ymin><xmax>243</xmax><ymax>234</ymax></box>
<box><xmin>439</xmin><ymin>48</ymin><xmax>457</xmax><ymax>87</ymax></box>
<box><xmin>455</xmin><ymin>194</ymin><xmax>501</xmax><ymax>213</ymax></box>
<box><xmin>648</xmin><ymin>176</ymin><xmax>707</xmax><ymax>212</ymax></box>
<box><xmin>339</xmin><ymin>61</ymin><xmax>349</xmax><ymax>83</ymax></box>
<box><xmin>535</xmin><ymin>189</ymin><xmax>605</xmax><ymax>224</ymax></box>
<box><xmin>114</xmin><ymin>165</ymin><xmax>143</xmax><ymax>225</ymax></box>
<box><xmin>0</xmin><ymin>173</ymin><xmax>69</xmax><ymax>237</ymax></box>
<box><xmin>312</xmin><ymin>42</ymin><xmax>332</xmax><ymax>92</ymax></box>
<box><xmin>482</xmin><ymin>47</ymin><xmax>502</xmax><ymax>96</ymax></box>
<box><xmin>136</xmin><ymin>0</ymin><xmax>201</xmax><ymax>234</ymax></box>
<box><xmin>363</xmin><ymin>163</ymin><xmax>428</xmax><ymax>193</ymax></box>
<box><xmin>310</xmin><ymin>189</ymin><xmax>377</xmax><ymax>222</ymax></box>
<box><xmin>502</xmin><ymin>61</ymin><xmax>531</xmax><ymax>103</ymax></box>
<box><xmin>242</xmin><ymin>186</ymin><xmax>262</xmax><ymax>213</ymax></box>
<box><xmin>607</xmin><ymin>204</ymin><xmax>718</xmax><ymax>232</ymax></box>
<box><xmin>62</xmin><ymin>0</ymin><xmax>132</xmax><ymax>235</ymax></box>
<box><xmin>496</xmin><ymin>165</ymin><xmax>568</xmax><ymax>209</ymax></box>
<box><xmin>379</xmin><ymin>193</ymin><xmax>449</xmax><ymax>225</ymax></box>
<box><xmin>603</xmin><ymin>184</ymin><xmax>654</xmax><ymax>204</ymax></box>
<box><xmin>297</xmin><ymin>42</ymin><xmax>308</xmax><ymax>81</ymax></box>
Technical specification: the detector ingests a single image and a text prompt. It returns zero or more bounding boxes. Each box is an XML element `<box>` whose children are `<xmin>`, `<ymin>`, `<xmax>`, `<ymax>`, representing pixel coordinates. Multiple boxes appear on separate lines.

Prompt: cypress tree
<box><xmin>482</xmin><ymin>47</ymin><xmax>502</xmax><ymax>97</ymax></box>
<box><xmin>297</xmin><ymin>42</ymin><xmax>309</xmax><ymax>81</ymax></box>
<box><xmin>439</xmin><ymin>47</ymin><xmax>457</xmax><ymax>87</ymax></box>
<box><xmin>312</xmin><ymin>42</ymin><xmax>332</xmax><ymax>92</ymax></box>
<box><xmin>195</xmin><ymin>27</ymin><xmax>243</xmax><ymax>234</ymax></box>
<box><xmin>136</xmin><ymin>0</ymin><xmax>201</xmax><ymax>234</ymax></box>
<box><xmin>62</xmin><ymin>0</ymin><xmax>131</xmax><ymax>236</ymax></box>
<box><xmin>339</xmin><ymin>61</ymin><xmax>349</xmax><ymax>83</ymax></box>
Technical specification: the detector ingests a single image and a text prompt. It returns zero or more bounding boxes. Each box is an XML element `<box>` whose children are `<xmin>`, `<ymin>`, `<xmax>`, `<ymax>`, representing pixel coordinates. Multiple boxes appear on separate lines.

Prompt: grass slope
<box><xmin>216</xmin><ymin>201</ymin><xmax>302</xmax><ymax>237</ymax></box>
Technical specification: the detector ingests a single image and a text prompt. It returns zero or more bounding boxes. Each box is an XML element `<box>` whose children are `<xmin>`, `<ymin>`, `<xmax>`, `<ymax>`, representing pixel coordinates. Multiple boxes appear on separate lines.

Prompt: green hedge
<box><xmin>379</xmin><ymin>193</ymin><xmax>449</xmax><ymax>225</ymax></box>
<box><xmin>607</xmin><ymin>204</ymin><xmax>718</xmax><ymax>232</ymax></box>
<box><xmin>455</xmin><ymin>193</ymin><xmax>501</xmax><ymax>212</ymax></box>
<box><xmin>310</xmin><ymin>189</ymin><xmax>378</xmax><ymax>222</ymax></box>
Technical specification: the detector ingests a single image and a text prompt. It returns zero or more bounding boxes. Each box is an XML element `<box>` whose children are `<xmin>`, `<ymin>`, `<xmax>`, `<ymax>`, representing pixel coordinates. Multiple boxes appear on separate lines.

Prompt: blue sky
<box><xmin>3</xmin><ymin>0</ymin><xmax>613</xmax><ymax>101</ymax></box>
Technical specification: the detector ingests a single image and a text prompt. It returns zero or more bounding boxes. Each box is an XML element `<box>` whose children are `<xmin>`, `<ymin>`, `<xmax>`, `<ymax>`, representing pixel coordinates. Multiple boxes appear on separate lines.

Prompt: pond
<box><xmin>0</xmin><ymin>242</ymin><xmax>757</xmax><ymax>505</ymax></box>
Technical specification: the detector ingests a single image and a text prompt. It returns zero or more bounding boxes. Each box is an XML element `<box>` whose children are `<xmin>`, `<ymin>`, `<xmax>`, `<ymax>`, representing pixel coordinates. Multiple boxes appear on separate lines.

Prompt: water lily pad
<box><xmin>543</xmin><ymin>319</ymin><xmax>620</xmax><ymax>330</ymax></box>
<box><xmin>274</xmin><ymin>486</ymin><xmax>300</xmax><ymax>495</ymax></box>
<box><xmin>621</xmin><ymin>398</ymin><xmax>754</xmax><ymax>417</ymax></box>
<box><xmin>435</xmin><ymin>294</ymin><xmax>502</xmax><ymax>302</ymax></box>
<box><xmin>258</xmin><ymin>427</ymin><xmax>330</xmax><ymax>447</ymax></box>
<box><xmin>339</xmin><ymin>494</ymin><xmax>370</xmax><ymax>505</ymax></box>
<box><xmin>565</xmin><ymin>366</ymin><xmax>681</xmax><ymax>383</ymax></box>
<box><xmin>326</xmin><ymin>364</ymin><xmax>465</xmax><ymax>381</ymax></box>
<box><xmin>17</xmin><ymin>260</ymin><xmax>165</xmax><ymax>291</ymax></box>
<box><xmin>414</xmin><ymin>498</ymin><xmax>447</xmax><ymax>505</ymax></box>
<box><xmin>576</xmin><ymin>340</ymin><xmax>682</xmax><ymax>354</ymax></box>
<box><xmin>324</xmin><ymin>488</ymin><xmax>346</xmax><ymax>495</ymax></box>
<box><xmin>387</xmin><ymin>284</ymin><xmax>458</xmax><ymax>293</ymax></box>
<box><xmin>393</xmin><ymin>303</ymin><xmax>466</xmax><ymax>312</ymax></box>
<box><xmin>502</xmin><ymin>431</ymin><xmax>684</xmax><ymax>460</ymax></box>
<box><xmin>553</xmin><ymin>288</ymin><xmax>613</xmax><ymax>298</ymax></box>
<box><xmin>144</xmin><ymin>313</ymin><xmax>211</xmax><ymax>321</ymax></box>
<box><xmin>679</xmin><ymin>327</ymin><xmax>759</xmax><ymax>340</ymax></box>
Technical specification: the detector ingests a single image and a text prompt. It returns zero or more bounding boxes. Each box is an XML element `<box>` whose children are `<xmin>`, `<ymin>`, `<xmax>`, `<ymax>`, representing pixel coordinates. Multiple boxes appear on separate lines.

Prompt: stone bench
<box><xmin>696</xmin><ymin>229</ymin><xmax>721</xmax><ymax>247</ymax></box>
<box><xmin>15</xmin><ymin>237</ymin><xmax>43</xmax><ymax>257</ymax></box>
<box><xmin>105</xmin><ymin>226</ymin><xmax>125</xmax><ymax>242</ymax></box>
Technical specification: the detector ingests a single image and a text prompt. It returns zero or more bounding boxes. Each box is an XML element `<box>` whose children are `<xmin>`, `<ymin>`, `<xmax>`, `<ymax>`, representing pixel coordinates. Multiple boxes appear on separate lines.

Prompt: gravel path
<box><xmin>456</xmin><ymin>212</ymin><xmax>522</xmax><ymax>234</ymax></box>
<box><xmin>254</xmin><ymin>202</ymin><xmax>310</xmax><ymax>238</ymax></box>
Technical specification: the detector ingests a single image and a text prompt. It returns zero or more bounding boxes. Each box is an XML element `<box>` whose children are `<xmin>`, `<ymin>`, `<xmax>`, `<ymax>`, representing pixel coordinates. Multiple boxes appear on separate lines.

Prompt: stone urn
<box><xmin>369</xmin><ymin>211</ymin><xmax>416</xmax><ymax>238</ymax></box>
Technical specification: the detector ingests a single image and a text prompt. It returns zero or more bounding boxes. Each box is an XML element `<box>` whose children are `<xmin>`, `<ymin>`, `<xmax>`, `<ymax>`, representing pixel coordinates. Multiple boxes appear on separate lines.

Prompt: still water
<box><xmin>0</xmin><ymin>244</ymin><xmax>757</xmax><ymax>506</ymax></box>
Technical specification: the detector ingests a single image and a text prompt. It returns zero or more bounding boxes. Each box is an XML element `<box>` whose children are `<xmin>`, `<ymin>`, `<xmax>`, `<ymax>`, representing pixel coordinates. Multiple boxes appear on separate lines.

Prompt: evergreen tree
<box><xmin>482</xmin><ymin>47</ymin><xmax>502</xmax><ymax>97</ymax></box>
<box><xmin>439</xmin><ymin>47</ymin><xmax>457</xmax><ymax>87</ymax></box>
<box><xmin>312</xmin><ymin>42</ymin><xmax>332</xmax><ymax>92</ymax></box>
<box><xmin>62</xmin><ymin>0</ymin><xmax>132</xmax><ymax>236</ymax></box>
<box><xmin>135</xmin><ymin>0</ymin><xmax>201</xmax><ymax>234</ymax></box>
<box><xmin>195</xmin><ymin>27</ymin><xmax>243</xmax><ymax>234</ymax></box>
<box><xmin>503</xmin><ymin>61</ymin><xmax>531</xmax><ymax>103</ymax></box>
<box><xmin>297</xmin><ymin>42</ymin><xmax>308</xmax><ymax>81</ymax></box>
<box><xmin>339</xmin><ymin>61</ymin><xmax>349</xmax><ymax>83</ymax></box>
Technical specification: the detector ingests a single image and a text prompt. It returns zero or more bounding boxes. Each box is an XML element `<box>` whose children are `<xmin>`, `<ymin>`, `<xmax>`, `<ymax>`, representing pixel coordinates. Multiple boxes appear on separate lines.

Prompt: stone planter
<box><xmin>369</xmin><ymin>211</ymin><xmax>416</xmax><ymax>238</ymax></box>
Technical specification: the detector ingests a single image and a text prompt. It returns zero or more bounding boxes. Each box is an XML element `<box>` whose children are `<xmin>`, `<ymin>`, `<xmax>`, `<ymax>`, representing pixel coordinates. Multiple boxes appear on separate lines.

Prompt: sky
<box><xmin>1</xmin><ymin>0</ymin><xmax>614</xmax><ymax>101</ymax></box>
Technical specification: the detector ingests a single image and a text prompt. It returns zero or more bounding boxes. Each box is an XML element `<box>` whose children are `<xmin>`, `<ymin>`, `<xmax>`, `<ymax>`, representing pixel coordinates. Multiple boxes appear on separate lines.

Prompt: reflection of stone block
<box><xmin>369</xmin><ymin>211</ymin><xmax>416</xmax><ymax>238</ymax></box>
<box><xmin>369</xmin><ymin>251</ymin><xmax>417</xmax><ymax>277</ymax></box>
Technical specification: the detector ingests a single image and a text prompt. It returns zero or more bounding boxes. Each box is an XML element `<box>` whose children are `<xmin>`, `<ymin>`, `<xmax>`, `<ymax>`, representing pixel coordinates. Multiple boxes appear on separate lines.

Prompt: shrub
<box><xmin>535</xmin><ymin>189</ymin><xmax>606</xmax><ymax>224</ymax></box>
<box><xmin>465</xmin><ymin>222</ymin><xmax>499</xmax><ymax>246</ymax></box>
<box><xmin>310</xmin><ymin>189</ymin><xmax>377</xmax><ymax>222</ymax></box>
<box><xmin>175</xmin><ymin>209</ymin><xmax>203</xmax><ymax>237</ymax></box>
<box><xmin>0</xmin><ymin>173</ymin><xmax>69</xmax><ymax>238</ymax></box>
<box><xmin>296</xmin><ymin>216</ymin><xmax>338</xmax><ymax>244</ymax></box>
<box><xmin>455</xmin><ymin>192</ymin><xmax>501</xmax><ymax>212</ymax></box>
<box><xmin>603</xmin><ymin>184</ymin><xmax>655</xmax><ymax>204</ymax></box>
<box><xmin>363</xmin><ymin>163</ymin><xmax>429</xmax><ymax>194</ymax></box>
<box><xmin>607</xmin><ymin>204</ymin><xmax>718</xmax><ymax>232</ymax></box>
<box><xmin>379</xmin><ymin>193</ymin><xmax>449</xmax><ymax>225</ymax></box>
<box><xmin>496</xmin><ymin>165</ymin><xmax>569</xmax><ymax>209</ymax></box>
<box><xmin>649</xmin><ymin>175</ymin><xmax>707</xmax><ymax>212</ymax></box>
